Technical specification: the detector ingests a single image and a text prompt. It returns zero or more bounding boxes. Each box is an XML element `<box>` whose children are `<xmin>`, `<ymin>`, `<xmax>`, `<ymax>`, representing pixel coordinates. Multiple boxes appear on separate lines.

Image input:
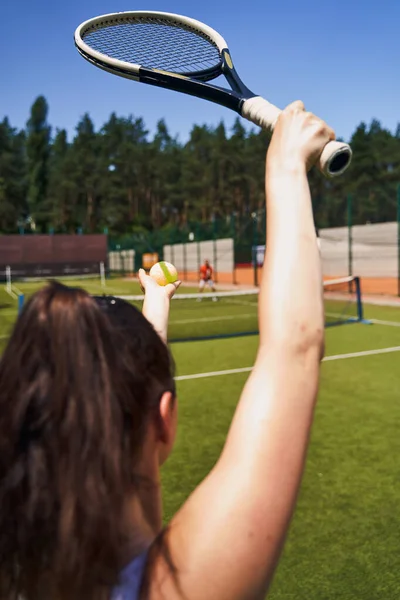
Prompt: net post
<box><xmin>354</xmin><ymin>276</ymin><xmax>364</xmax><ymax>322</ymax></box>
<box><xmin>397</xmin><ymin>184</ymin><xmax>400</xmax><ymax>297</ymax></box>
<box><xmin>18</xmin><ymin>293</ymin><xmax>25</xmax><ymax>315</ymax></box>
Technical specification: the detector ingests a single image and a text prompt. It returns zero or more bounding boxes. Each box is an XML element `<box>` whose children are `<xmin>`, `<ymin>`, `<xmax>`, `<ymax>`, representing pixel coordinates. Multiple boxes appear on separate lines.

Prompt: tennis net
<box><xmin>117</xmin><ymin>276</ymin><xmax>365</xmax><ymax>343</ymax></box>
<box><xmin>324</xmin><ymin>276</ymin><xmax>365</xmax><ymax>326</ymax></box>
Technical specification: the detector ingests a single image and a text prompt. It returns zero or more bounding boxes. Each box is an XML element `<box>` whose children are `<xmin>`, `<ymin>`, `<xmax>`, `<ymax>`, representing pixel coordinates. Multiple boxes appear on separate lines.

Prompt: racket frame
<box><xmin>74</xmin><ymin>10</ymin><xmax>352</xmax><ymax>177</ymax></box>
<box><xmin>75</xmin><ymin>11</ymin><xmax>256</xmax><ymax>114</ymax></box>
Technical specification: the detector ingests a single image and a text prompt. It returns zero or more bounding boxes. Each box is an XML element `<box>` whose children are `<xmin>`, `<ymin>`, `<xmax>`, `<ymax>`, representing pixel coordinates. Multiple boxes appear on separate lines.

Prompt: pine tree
<box><xmin>46</xmin><ymin>129</ymin><xmax>78</xmax><ymax>232</ymax></box>
<box><xmin>70</xmin><ymin>114</ymin><xmax>102</xmax><ymax>232</ymax></box>
<box><xmin>0</xmin><ymin>118</ymin><xmax>28</xmax><ymax>232</ymax></box>
<box><xmin>26</xmin><ymin>96</ymin><xmax>51</xmax><ymax>231</ymax></box>
<box><xmin>2</xmin><ymin>98</ymin><xmax>400</xmax><ymax>236</ymax></box>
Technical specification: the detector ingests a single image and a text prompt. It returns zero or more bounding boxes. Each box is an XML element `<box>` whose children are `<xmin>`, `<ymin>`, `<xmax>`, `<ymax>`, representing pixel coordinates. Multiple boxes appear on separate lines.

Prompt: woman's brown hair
<box><xmin>0</xmin><ymin>282</ymin><xmax>175</xmax><ymax>600</ymax></box>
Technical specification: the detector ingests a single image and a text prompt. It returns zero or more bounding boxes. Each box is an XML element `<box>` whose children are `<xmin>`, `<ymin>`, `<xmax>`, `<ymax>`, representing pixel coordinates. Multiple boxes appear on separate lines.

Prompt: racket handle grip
<box><xmin>241</xmin><ymin>96</ymin><xmax>352</xmax><ymax>178</ymax></box>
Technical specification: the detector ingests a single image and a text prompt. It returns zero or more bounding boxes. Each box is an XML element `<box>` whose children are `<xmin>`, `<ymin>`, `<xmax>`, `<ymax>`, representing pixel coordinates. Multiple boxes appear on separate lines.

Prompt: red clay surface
<box><xmin>185</xmin><ymin>269</ymin><xmax>400</xmax><ymax>296</ymax></box>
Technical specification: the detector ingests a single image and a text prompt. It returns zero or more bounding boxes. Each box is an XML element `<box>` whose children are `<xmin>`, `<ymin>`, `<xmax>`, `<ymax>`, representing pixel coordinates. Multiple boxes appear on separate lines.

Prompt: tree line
<box><xmin>1</xmin><ymin>95</ymin><xmax>399</xmax><ymax>237</ymax></box>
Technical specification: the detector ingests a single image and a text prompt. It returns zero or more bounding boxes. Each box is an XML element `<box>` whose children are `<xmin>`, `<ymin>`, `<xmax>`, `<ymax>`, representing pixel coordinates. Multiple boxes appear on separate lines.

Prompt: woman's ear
<box><xmin>157</xmin><ymin>392</ymin><xmax>177</xmax><ymax>465</ymax></box>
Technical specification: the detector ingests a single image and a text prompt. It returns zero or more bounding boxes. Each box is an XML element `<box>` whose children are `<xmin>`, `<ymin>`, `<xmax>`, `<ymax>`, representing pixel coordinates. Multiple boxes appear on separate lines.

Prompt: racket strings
<box><xmin>82</xmin><ymin>18</ymin><xmax>222</xmax><ymax>75</ymax></box>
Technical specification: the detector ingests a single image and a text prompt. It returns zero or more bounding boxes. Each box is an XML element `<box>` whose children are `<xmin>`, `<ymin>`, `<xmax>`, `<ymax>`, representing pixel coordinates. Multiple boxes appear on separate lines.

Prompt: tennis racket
<box><xmin>74</xmin><ymin>11</ymin><xmax>352</xmax><ymax>178</ymax></box>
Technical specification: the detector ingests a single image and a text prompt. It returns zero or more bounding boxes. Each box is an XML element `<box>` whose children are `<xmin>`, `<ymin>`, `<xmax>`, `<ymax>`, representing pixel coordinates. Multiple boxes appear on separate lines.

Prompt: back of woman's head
<box><xmin>0</xmin><ymin>281</ymin><xmax>175</xmax><ymax>600</ymax></box>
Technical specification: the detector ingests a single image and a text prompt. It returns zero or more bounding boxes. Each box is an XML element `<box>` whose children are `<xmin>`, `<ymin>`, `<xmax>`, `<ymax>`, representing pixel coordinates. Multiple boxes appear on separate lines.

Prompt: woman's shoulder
<box><xmin>111</xmin><ymin>550</ymin><xmax>148</xmax><ymax>600</ymax></box>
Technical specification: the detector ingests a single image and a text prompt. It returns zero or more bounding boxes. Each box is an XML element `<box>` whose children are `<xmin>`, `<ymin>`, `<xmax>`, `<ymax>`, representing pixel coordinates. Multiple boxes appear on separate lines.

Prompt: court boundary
<box><xmin>175</xmin><ymin>345</ymin><xmax>400</xmax><ymax>381</ymax></box>
<box><xmin>2</xmin><ymin>318</ymin><xmax>400</xmax><ymax>342</ymax></box>
<box><xmin>369</xmin><ymin>319</ymin><xmax>400</xmax><ymax>327</ymax></box>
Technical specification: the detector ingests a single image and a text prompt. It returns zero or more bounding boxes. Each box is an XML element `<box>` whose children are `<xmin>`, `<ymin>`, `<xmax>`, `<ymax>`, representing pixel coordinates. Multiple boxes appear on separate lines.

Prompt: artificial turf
<box><xmin>1</xmin><ymin>278</ymin><xmax>400</xmax><ymax>598</ymax></box>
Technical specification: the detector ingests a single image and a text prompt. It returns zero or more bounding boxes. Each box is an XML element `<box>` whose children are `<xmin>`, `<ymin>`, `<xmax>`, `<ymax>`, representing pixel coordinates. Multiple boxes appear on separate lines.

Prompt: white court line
<box><xmin>171</xmin><ymin>313</ymin><xmax>254</xmax><ymax>325</ymax></box>
<box><xmin>326</xmin><ymin>313</ymin><xmax>400</xmax><ymax>328</ymax></box>
<box><xmin>175</xmin><ymin>345</ymin><xmax>400</xmax><ymax>381</ymax></box>
<box><xmin>176</xmin><ymin>366</ymin><xmax>252</xmax><ymax>381</ymax></box>
<box><xmin>326</xmin><ymin>311</ymin><xmax>356</xmax><ymax>321</ymax></box>
<box><xmin>323</xmin><ymin>346</ymin><xmax>400</xmax><ymax>361</ymax></box>
<box><xmin>4</xmin><ymin>288</ymin><xmax>17</xmax><ymax>300</ymax></box>
<box><xmin>228</xmin><ymin>299</ymin><xmax>258</xmax><ymax>307</ymax></box>
<box><xmin>369</xmin><ymin>319</ymin><xmax>400</xmax><ymax>327</ymax></box>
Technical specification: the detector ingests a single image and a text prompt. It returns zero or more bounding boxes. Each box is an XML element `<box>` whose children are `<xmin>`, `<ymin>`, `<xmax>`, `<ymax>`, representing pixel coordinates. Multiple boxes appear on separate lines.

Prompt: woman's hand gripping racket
<box><xmin>74</xmin><ymin>11</ymin><xmax>352</xmax><ymax>178</ymax></box>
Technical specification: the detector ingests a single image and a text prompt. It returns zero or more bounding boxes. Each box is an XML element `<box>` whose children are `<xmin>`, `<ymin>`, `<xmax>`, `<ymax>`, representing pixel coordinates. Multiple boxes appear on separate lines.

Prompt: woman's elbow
<box><xmin>260</xmin><ymin>322</ymin><xmax>325</xmax><ymax>363</ymax></box>
<box><xmin>294</xmin><ymin>321</ymin><xmax>325</xmax><ymax>357</ymax></box>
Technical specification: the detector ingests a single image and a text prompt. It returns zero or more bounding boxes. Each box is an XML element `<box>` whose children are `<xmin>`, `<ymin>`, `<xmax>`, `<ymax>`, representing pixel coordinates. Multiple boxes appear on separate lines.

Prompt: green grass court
<box><xmin>1</xmin><ymin>277</ymin><xmax>400</xmax><ymax>598</ymax></box>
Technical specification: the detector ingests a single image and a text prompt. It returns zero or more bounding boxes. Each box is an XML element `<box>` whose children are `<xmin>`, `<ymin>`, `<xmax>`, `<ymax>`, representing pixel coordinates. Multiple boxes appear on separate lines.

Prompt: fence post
<box><xmin>183</xmin><ymin>241</ymin><xmax>187</xmax><ymax>282</ymax></box>
<box><xmin>196</xmin><ymin>223</ymin><xmax>201</xmax><ymax>277</ymax></box>
<box><xmin>170</xmin><ymin>229</ymin><xmax>175</xmax><ymax>266</ymax></box>
<box><xmin>212</xmin><ymin>216</ymin><xmax>218</xmax><ymax>283</ymax></box>
<box><xmin>347</xmin><ymin>194</ymin><xmax>353</xmax><ymax>278</ymax></box>
<box><xmin>231</xmin><ymin>213</ymin><xmax>237</xmax><ymax>285</ymax></box>
<box><xmin>262</xmin><ymin>206</ymin><xmax>267</xmax><ymax>249</ymax></box>
<box><xmin>397</xmin><ymin>185</ymin><xmax>400</xmax><ymax>297</ymax></box>
<box><xmin>252</xmin><ymin>212</ymin><xmax>258</xmax><ymax>287</ymax></box>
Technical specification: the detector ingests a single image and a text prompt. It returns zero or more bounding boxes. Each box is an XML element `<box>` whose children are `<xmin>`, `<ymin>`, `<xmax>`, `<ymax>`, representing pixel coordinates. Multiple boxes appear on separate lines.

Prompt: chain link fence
<box><xmin>107</xmin><ymin>187</ymin><xmax>400</xmax><ymax>295</ymax></box>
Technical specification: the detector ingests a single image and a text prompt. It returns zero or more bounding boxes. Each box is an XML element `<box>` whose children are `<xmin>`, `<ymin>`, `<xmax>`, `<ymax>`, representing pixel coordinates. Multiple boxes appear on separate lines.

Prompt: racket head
<box><xmin>74</xmin><ymin>11</ymin><xmax>229</xmax><ymax>82</ymax></box>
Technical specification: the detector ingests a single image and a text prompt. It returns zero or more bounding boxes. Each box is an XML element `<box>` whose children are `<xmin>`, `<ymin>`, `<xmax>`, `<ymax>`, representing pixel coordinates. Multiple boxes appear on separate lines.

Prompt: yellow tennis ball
<box><xmin>149</xmin><ymin>261</ymin><xmax>178</xmax><ymax>286</ymax></box>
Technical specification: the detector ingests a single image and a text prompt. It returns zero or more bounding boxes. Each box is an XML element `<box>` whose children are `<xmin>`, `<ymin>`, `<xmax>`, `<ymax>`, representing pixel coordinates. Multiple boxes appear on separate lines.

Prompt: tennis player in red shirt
<box><xmin>198</xmin><ymin>259</ymin><xmax>217</xmax><ymax>301</ymax></box>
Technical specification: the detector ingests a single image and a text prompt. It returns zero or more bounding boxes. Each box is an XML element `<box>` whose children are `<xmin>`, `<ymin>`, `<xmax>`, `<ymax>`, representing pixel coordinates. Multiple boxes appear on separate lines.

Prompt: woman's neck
<box><xmin>124</xmin><ymin>461</ymin><xmax>163</xmax><ymax>561</ymax></box>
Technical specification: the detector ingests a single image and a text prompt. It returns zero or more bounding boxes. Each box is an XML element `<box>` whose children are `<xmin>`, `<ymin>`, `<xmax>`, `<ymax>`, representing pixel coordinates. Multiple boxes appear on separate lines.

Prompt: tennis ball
<box><xmin>149</xmin><ymin>261</ymin><xmax>178</xmax><ymax>286</ymax></box>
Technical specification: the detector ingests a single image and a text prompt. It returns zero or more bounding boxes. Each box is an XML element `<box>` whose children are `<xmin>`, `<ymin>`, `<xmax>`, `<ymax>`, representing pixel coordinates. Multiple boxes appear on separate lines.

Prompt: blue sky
<box><xmin>2</xmin><ymin>0</ymin><xmax>399</xmax><ymax>143</ymax></box>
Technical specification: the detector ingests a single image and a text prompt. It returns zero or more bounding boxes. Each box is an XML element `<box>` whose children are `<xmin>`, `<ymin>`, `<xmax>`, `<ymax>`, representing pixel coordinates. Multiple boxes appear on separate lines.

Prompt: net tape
<box><xmin>116</xmin><ymin>276</ymin><xmax>357</xmax><ymax>303</ymax></box>
<box><xmin>116</xmin><ymin>289</ymin><xmax>259</xmax><ymax>302</ymax></box>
